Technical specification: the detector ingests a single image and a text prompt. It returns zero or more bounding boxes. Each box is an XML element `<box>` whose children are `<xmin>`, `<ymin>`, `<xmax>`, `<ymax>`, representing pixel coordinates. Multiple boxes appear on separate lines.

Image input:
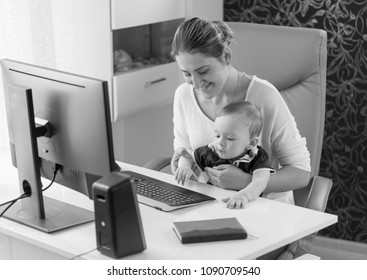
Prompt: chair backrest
<box><xmin>227</xmin><ymin>22</ymin><xmax>327</xmax><ymax>207</ymax></box>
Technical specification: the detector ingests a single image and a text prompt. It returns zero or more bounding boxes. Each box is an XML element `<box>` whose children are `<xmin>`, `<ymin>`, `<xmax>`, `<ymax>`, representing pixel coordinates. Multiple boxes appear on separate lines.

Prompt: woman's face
<box><xmin>175</xmin><ymin>52</ymin><xmax>228</xmax><ymax>99</ymax></box>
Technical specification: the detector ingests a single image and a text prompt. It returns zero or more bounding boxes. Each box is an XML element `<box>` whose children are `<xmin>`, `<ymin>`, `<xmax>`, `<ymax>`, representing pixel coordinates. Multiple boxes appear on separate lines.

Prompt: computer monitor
<box><xmin>0</xmin><ymin>58</ymin><xmax>120</xmax><ymax>232</ymax></box>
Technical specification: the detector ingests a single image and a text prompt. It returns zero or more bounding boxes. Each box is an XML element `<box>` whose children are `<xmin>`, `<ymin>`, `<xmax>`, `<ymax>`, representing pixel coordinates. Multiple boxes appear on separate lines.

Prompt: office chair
<box><xmin>144</xmin><ymin>22</ymin><xmax>332</xmax><ymax>258</ymax></box>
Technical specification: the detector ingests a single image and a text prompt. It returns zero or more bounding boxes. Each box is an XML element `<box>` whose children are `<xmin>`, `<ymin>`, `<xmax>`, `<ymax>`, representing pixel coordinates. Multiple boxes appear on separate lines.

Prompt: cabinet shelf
<box><xmin>113</xmin><ymin>19</ymin><xmax>182</xmax><ymax>75</ymax></box>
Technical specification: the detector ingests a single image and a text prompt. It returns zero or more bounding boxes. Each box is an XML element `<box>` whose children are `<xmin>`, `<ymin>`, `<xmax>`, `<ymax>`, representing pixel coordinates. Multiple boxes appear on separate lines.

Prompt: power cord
<box><xmin>42</xmin><ymin>163</ymin><xmax>60</xmax><ymax>192</ymax></box>
<box><xmin>0</xmin><ymin>164</ymin><xmax>60</xmax><ymax>219</ymax></box>
<box><xmin>0</xmin><ymin>192</ymin><xmax>30</xmax><ymax>208</ymax></box>
<box><xmin>0</xmin><ymin>192</ymin><xmax>30</xmax><ymax>218</ymax></box>
<box><xmin>69</xmin><ymin>243</ymin><xmax>108</xmax><ymax>260</ymax></box>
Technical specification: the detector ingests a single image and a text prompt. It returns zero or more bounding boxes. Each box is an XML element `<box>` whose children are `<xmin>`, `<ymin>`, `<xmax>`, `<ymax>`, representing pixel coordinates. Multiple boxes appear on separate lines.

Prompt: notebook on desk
<box><xmin>122</xmin><ymin>171</ymin><xmax>216</xmax><ymax>211</ymax></box>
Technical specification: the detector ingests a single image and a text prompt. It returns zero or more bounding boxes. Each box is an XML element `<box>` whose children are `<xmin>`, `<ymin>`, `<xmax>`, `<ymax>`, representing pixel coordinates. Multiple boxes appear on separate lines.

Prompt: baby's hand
<box><xmin>222</xmin><ymin>195</ymin><xmax>249</xmax><ymax>209</ymax></box>
<box><xmin>177</xmin><ymin>147</ymin><xmax>193</xmax><ymax>160</ymax></box>
<box><xmin>175</xmin><ymin>167</ymin><xmax>193</xmax><ymax>185</ymax></box>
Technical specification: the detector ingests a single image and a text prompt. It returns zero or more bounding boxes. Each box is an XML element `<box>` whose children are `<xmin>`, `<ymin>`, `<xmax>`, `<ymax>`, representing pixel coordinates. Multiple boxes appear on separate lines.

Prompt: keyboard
<box><xmin>122</xmin><ymin>171</ymin><xmax>216</xmax><ymax>212</ymax></box>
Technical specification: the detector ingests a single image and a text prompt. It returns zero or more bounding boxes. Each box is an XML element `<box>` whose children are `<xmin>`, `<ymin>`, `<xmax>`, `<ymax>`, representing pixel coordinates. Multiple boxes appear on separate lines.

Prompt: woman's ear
<box><xmin>223</xmin><ymin>48</ymin><xmax>231</xmax><ymax>65</ymax></box>
<box><xmin>247</xmin><ymin>137</ymin><xmax>259</xmax><ymax>149</ymax></box>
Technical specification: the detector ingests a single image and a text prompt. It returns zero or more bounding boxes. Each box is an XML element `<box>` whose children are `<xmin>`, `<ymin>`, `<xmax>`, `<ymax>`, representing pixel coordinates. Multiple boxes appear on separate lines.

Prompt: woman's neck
<box><xmin>212</xmin><ymin>67</ymin><xmax>240</xmax><ymax>105</ymax></box>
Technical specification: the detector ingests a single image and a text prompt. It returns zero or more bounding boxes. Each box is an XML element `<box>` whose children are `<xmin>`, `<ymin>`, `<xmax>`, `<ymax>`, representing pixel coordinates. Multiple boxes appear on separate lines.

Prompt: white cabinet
<box><xmin>113</xmin><ymin>63</ymin><xmax>183</xmax><ymax>119</ymax></box>
<box><xmin>111</xmin><ymin>17</ymin><xmax>184</xmax><ymax>121</ymax></box>
<box><xmin>111</xmin><ymin>0</ymin><xmax>185</xmax><ymax>29</ymax></box>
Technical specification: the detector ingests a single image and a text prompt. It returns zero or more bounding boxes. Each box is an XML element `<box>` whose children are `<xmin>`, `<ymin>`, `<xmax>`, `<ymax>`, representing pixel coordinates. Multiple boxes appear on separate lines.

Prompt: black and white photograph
<box><xmin>0</xmin><ymin>0</ymin><xmax>366</xmax><ymax>279</ymax></box>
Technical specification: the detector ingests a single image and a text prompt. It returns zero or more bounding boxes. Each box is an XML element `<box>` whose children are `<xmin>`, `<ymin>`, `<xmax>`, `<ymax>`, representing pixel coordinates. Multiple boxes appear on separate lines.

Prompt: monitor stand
<box><xmin>2</xmin><ymin>85</ymin><xmax>94</xmax><ymax>233</ymax></box>
<box><xmin>1</xmin><ymin>196</ymin><xmax>94</xmax><ymax>233</ymax></box>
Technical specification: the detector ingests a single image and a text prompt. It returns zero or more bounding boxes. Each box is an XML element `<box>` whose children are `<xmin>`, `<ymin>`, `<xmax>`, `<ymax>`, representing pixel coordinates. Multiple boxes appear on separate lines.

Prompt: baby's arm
<box><xmin>223</xmin><ymin>170</ymin><xmax>270</xmax><ymax>209</ymax></box>
<box><xmin>175</xmin><ymin>147</ymin><xmax>194</xmax><ymax>185</ymax></box>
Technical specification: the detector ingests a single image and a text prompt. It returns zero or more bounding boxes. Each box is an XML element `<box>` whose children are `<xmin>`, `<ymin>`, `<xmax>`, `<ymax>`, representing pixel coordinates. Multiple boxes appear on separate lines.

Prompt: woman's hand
<box><xmin>205</xmin><ymin>164</ymin><xmax>252</xmax><ymax>190</ymax></box>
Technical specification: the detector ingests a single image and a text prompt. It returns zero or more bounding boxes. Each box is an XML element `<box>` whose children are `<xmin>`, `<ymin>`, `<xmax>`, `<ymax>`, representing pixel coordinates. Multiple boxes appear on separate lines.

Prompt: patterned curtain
<box><xmin>224</xmin><ymin>0</ymin><xmax>367</xmax><ymax>243</ymax></box>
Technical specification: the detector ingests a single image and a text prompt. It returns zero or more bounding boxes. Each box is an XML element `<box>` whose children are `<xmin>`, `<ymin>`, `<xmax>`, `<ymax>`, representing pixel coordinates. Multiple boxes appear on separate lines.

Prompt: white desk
<box><xmin>0</xmin><ymin>147</ymin><xmax>337</xmax><ymax>260</ymax></box>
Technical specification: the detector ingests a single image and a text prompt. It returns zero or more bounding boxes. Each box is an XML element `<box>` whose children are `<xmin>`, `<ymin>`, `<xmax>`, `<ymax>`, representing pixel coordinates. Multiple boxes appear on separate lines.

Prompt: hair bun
<box><xmin>213</xmin><ymin>21</ymin><xmax>234</xmax><ymax>46</ymax></box>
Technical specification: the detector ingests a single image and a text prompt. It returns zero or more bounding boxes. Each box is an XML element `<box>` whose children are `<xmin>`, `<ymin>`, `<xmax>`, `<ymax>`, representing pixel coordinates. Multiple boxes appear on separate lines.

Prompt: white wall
<box><xmin>0</xmin><ymin>0</ymin><xmax>76</xmax><ymax>149</ymax></box>
<box><xmin>0</xmin><ymin>0</ymin><xmax>34</xmax><ymax>149</ymax></box>
<box><xmin>0</xmin><ymin>0</ymin><xmax>111</xmax><ymax>149</ymax></box>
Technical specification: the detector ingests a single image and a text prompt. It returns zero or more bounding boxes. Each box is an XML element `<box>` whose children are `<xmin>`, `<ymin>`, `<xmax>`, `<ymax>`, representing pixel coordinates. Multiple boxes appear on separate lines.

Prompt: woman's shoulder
<box><xmin>174</xmin><ymin>83</ymin><xmax>196</xmax><ymax>112</ymax></box>
<box><xmin>248</xmin><ymin>76</ymin><xmax>278</xmax><ymax>95</ymax></box>
<box><xmin>246</xmin><ymin>76</ymin><xmax>284</xmax><ymax>106</ymax></box>
<box><xmin>175</xmin><ymin>83</ymin><xmax>192</xmax><ymax>97</ymax></box>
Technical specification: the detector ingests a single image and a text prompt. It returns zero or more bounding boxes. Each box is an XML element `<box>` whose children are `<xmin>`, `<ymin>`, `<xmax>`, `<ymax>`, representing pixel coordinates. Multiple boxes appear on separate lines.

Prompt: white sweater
<box><xmin>173</xmin><ymin>76</ymin><xmax>311</xmax><ymax>204</ymax></box>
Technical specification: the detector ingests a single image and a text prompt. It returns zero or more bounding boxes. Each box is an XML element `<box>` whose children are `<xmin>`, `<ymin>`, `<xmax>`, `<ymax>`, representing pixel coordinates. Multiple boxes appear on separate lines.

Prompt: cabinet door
<box><xmin>112</xmin><ymin>62</ymin><xmax>183</xmax><ymax>121</ymax></box>
<box><xmin>111</xmin><ymin>0</ymin><xmax>185</xmax><ymax>29</ymax></box>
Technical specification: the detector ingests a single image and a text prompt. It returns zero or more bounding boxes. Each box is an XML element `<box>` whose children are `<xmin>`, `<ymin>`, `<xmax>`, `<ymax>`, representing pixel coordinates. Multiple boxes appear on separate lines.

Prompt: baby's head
<box><xmin>213</xmin><ymin>101</ymin><xmax>263</xmax><ymax>159</ymax></box>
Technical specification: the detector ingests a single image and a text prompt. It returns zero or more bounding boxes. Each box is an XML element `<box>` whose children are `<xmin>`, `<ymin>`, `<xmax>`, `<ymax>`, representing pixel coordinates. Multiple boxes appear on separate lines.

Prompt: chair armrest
<box><xmin>143</xmin><ymin>156</ymin><xmax>171</xmax><ymax>171</ymax></box>
<box><xmin>305</xmin><ymin>175</ymin><xmax>333</xmax><ymax>212</ymax></box>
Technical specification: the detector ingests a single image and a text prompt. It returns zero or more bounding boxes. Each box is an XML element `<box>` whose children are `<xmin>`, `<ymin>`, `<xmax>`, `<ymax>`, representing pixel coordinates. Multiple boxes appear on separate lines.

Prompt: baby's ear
<box><xmin>247</xmin><ymin>137</ymin><xmax>259</xmax><ymax>149</ymax></box>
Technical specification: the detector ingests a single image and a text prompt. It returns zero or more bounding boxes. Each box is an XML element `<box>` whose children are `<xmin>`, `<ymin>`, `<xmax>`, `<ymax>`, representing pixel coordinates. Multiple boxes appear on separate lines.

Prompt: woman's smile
<box><xmin>198</xmin><ymin>81</ymin><xmax>212</xmax><ymax>93</ymax></box>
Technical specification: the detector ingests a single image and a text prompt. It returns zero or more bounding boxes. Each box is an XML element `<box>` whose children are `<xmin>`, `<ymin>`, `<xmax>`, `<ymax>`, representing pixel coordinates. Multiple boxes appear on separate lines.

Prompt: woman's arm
<box><xmin>205</xmin><ymin>164</ymin><xmax>251</xmax><ymax>190</ymax></box>
<box><xmin>266</xmin><ymin>165</ymin><xmax>310</xmax><ymax>192</ymax></box>
<box><xmin>205</xmin><ymin>164</ymin><xmax>310</xmax><ymax>192</ymax></box>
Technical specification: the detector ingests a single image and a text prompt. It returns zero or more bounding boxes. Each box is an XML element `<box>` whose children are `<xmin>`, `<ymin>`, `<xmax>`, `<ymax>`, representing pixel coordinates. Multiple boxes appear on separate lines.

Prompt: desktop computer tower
<box><xmin>92</xmin><ymin>171</ymin><xmax>146</xmax><ymax>258</ymax></box>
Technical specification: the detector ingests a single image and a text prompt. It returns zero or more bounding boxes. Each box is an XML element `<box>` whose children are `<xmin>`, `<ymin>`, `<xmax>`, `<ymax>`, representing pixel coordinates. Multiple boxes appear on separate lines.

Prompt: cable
<box><xmin>0</xmin><ymin>164</ymin><xmax>60</xmax><ymax>219</ymax></box>
<box><xmin>0</xmin><ymin>200</ymin><xmax>17</xmax><ymax>218</ymax></box>
<box><xmin>42</xmin><ymin>164</ymin><xmax>60</xmax><ymax>192</ymax></box>
<box><xmin>0</xmin><ymin>192</ymin><xmax>30</xmax><ymax>218</ymax></box>
<box><xmin>69</xmin><ymin>243</ymin><xmax>107</xmax><ymax>260</ymax></box>
<box><xmin>0</xmin><ymin>193</ymin><xmax>29</xmax><ymax>207</ymax></box>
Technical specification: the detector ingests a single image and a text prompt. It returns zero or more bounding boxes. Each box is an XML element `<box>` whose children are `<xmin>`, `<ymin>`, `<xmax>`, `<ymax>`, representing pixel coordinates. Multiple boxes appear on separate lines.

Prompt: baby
<box><xmin>175</xmin><ymin>100</ymin><xmax>275</xmax><ymax>209</ymax></box>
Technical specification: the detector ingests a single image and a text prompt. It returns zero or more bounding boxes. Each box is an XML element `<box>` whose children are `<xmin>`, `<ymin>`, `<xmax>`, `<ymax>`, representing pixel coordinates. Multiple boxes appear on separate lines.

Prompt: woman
<box><xmin>170</xmin><ymin>17</ymin><xmax>311</xmax><ymax>204</ymax></box>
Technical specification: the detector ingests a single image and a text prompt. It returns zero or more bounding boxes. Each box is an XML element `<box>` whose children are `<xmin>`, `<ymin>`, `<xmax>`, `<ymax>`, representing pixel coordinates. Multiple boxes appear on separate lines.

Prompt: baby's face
<box><xmin>213</xmin><ymin>114</ymin><xmax>251</xmax><ymax>159</ymax></box>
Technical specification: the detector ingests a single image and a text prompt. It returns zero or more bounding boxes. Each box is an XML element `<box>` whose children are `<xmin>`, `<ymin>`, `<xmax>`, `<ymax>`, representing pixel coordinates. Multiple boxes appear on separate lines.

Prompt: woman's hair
<box><xmin>171</xmin><ymin>17</ymin><xmax>234</xmax><ymax>60</ymax></box>
<box><xmin>218</xmin><ymin>101</ymin><xmax>263</xmax><ymax>139</ymax></box>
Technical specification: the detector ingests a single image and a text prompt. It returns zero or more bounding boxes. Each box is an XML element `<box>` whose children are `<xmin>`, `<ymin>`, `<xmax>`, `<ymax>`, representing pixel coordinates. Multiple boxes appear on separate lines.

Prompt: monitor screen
<box><xmin>0</xmin><ymin>59</ymin><xmax>119</xmax><ymax>232</ymax></box>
